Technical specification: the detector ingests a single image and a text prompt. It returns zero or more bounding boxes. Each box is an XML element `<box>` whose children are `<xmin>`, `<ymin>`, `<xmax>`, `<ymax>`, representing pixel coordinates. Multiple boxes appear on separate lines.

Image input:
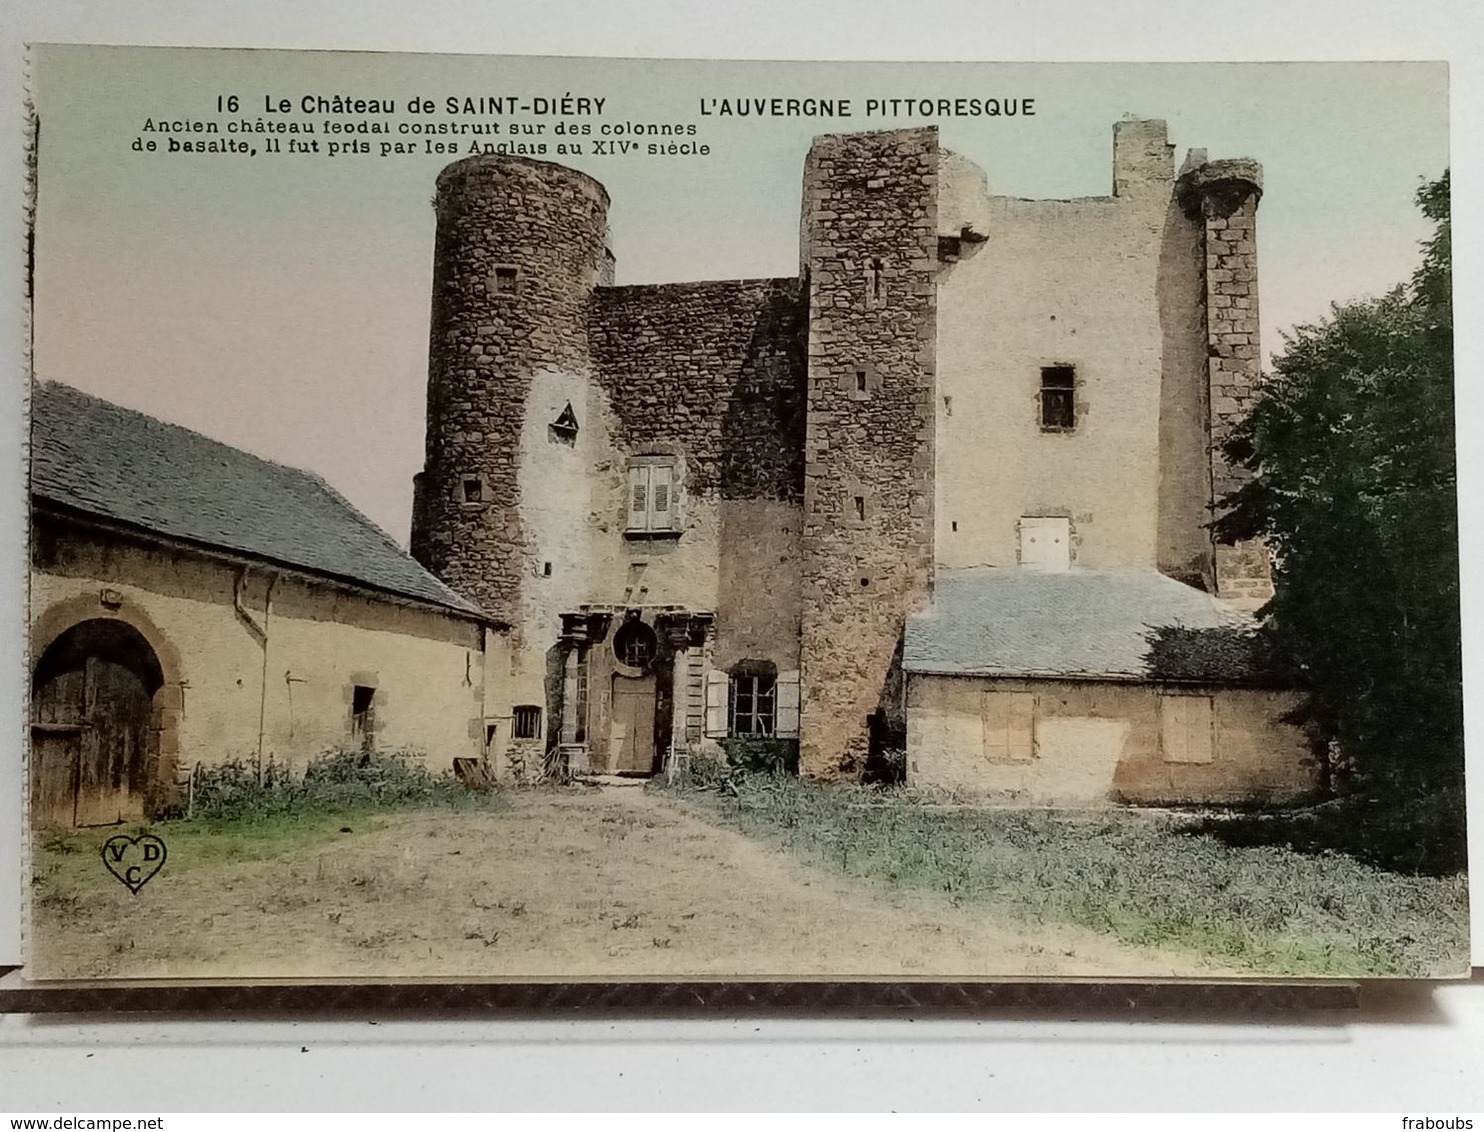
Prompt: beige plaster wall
<box><xmin>933</xmin><ymin>133</ymin><xmax>1178</xmax><ymax>573</ymax></box>
<box><xmin>906</xmin><ymin>673</ymin><xmax>1318</xmax><ymax>806</ymax></box>
<box><xmin>31</xmin><ymin>525</ymin><xmax>486</xmax><ymax>784</ymax></box>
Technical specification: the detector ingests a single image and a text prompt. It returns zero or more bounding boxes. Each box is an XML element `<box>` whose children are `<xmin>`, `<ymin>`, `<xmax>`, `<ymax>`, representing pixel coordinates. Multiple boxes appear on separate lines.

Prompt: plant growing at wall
<box><xmin>1212</xmin><ymin>172</ymin><xmax>1461</xmax><ymax>872</ymax></box>
<box><xmin>718</xmin><ymin>737</ymin><xmax>799</xmax><ymax>776</ymax></box>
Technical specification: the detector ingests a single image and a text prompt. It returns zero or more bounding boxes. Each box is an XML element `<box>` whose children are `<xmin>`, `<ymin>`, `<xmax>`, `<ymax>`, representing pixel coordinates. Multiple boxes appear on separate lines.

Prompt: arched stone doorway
<box><xmin>30</xmin><ymin>618</ymin><xmax>166</xmax><ymax>827</ymax></box>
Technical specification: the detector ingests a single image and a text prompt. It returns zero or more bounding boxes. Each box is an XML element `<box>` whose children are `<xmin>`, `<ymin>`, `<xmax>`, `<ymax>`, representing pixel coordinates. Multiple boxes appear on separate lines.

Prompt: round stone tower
<box><xmin>410</xmin><ymin>154</ymin><xmax>610</xmax><ymax>624</ymax></box>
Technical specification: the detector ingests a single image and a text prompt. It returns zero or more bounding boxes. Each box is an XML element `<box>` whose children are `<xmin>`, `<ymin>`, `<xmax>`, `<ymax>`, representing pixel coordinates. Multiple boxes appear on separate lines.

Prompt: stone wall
<box><xmin>590</xmin><ymin>277</ymin><xmax>809</xmax><ymax>681</ymax></box>
<box><xmin>798</xmin><ymin>128</ymin><xmax>939</xmax><ymax>778</ymax></box>
<box><xmin>411</xmin><ymin>154</ymin><xmax>610</xmax><ymax>629</ymax></box>
<box><xmin>907</xmin><ymin>673</ymin><xmax>1316</xmax><ymax>805</ymax></box>
<box><xmin>1177</xmin><ymin>158</ymin><xmax>1274</xmax><ymax>609</ymax></box>
<box><xmin>589</xmin><ymin>277</ymin><xmax>807</xmax><ymax>502</ymax></box>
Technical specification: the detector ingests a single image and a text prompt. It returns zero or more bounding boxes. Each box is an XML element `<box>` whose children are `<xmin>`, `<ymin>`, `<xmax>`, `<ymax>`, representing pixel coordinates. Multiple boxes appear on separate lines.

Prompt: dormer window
<box><xmin>550</xmin><ymin>401</ymin><xmax>579</xmax><ymax>442</ymax></box>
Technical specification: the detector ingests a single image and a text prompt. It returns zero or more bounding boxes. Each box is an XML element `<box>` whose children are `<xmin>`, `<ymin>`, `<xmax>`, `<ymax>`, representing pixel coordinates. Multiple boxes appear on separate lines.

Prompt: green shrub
<box><xmin>718</xmin><ymin>737</ymin><xmax>799</xmax><ymax>776</ymax></box>
<box><xmin>186</xmin><ymin>747</ymin><xmax>488</xmax><ymax>822</ymax></box>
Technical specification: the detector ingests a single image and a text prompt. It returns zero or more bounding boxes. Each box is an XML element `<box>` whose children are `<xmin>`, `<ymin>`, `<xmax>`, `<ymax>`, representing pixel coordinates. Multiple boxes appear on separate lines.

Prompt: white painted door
<box><xmin>1019</xmin><ymin>517</ymin><xmax>1071</xmax><ymax>571</ymax></box>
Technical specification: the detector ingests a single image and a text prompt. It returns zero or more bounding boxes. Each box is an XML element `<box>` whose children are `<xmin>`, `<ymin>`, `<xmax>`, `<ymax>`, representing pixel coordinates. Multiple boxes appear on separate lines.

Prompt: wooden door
<box><xmin>77</xmin><ymin>658</ymin><xmax>151</xmax><ymax>825</ymax></box>
<box><xmin>609</xmin><ymin>673</ymin><xmax>657</xmax><ymax>774</ymax></box>
<box><xmin>29</xmin><ymin>657</ymin><xmax>150</xmax><ymax>827</ymax></box>
<box><xmin>30</xmin><ymin>727</ymin><xmax>83</xmax><ymax>827</ymax></box>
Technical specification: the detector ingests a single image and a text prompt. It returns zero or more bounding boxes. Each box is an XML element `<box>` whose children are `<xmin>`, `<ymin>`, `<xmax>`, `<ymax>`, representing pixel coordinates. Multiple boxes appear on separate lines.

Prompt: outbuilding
<box><xmin>28</xmin><ymin>382</ymin><xmax>500</xmax><ymax>827</ymax></box>
<box><xmin>903</xmin><ymin>568</ymin><xmax>1319</xmax><ymax>806</ymax></box>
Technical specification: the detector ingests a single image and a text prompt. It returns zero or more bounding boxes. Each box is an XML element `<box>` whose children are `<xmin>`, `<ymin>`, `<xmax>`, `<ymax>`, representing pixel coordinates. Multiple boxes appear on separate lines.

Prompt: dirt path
<box><xmin>32</xmin><ymin>787</ymin><xmax>1235</xmax><ymax>981</ymax></box>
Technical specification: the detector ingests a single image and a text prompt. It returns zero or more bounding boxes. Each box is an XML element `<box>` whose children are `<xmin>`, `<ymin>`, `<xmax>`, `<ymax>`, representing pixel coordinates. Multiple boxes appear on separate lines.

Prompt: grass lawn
<box><xmin>659</xmin><ymin>775</ymin><xmax>1470</xmax><ymax>978</ymax></box>
<box><xmin>31</xmin><ymin>806</ymin><xmax>453</xmax><ymax>916</ymax></box>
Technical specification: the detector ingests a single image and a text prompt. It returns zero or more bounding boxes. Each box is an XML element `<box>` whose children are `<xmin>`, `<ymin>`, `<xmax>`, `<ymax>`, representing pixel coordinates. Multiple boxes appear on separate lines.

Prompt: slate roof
<box><xmin>29</xmin><ymin>382</ymin><xmax>486</xmax><ymax>621</ymax></box>
<box><xmin>903</xmin><ymin>568</ymin><xmax>1262</xmax><ymax>682</ymax></box>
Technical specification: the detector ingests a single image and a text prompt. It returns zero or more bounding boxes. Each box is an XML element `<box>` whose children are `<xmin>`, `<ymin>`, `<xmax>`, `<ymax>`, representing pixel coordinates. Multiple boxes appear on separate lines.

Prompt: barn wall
<box><xmin>906</xmin><ymin>672</ymin><xmax>1317</xmax><ymax>805</ymax></box>
<box><xmin>31</xmin><ymin>522</ymin><xmax>486</xmax><ymax>791</ymax></box>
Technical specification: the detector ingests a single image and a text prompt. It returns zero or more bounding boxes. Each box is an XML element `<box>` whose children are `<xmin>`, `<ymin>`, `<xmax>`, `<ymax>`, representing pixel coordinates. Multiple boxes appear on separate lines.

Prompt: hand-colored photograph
<box><xmin>20</xmin><ymin>46</ymin><xmax>1466</xmax><ymax>982</ymax></box>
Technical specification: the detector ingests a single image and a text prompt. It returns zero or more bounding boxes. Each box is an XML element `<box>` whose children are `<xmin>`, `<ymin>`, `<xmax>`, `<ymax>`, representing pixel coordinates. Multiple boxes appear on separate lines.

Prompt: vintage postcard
<box><xmin>12</xmin><ymin>46</ymin><xmax>1466</xmax><ymax>986</ymax></box>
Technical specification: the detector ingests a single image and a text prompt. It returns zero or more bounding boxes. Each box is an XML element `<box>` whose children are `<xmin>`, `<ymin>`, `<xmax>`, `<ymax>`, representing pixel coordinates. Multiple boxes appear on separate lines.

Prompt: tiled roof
<box><xmin>29</xmin><ymin>381</ymin><xmax>486</xmax><ymax>620</ymax></box>
<box><xmin>904</xmin><ymin>567</ymin><xmax>1261</xmax><ymax>682</ymax></box>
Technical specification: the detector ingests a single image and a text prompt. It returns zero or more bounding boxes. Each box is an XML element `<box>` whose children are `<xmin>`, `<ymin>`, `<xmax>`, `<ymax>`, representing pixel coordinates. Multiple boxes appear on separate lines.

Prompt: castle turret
<box><xmin>411</xmin><ymin>155</ymin><xmax>610</xmax><ymax>625</ymax></box>
<box><xmin>1176</xmin><ymin>157</ymin><xmax>1273</xmax><ymax>608</ymax></box>
<box><xmin>797</xmin><ymin>128</ymin><xmax>940</xmax><ymax>778</ymax></box>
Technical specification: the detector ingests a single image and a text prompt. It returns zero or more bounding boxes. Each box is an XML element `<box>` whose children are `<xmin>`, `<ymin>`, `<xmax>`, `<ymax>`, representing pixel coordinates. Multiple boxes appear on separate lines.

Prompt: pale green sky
<box><xmin>31</xmin><ymin>46</ymin><xmax>1449</xmax><ymax>542</ymax></box>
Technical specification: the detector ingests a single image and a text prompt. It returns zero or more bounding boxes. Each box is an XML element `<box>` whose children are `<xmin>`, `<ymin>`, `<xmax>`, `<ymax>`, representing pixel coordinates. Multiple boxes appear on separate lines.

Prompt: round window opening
<box><xmin>613</xmin><ymin>621</ymin><xmax>658</xmax><ymax>670</ymax></box>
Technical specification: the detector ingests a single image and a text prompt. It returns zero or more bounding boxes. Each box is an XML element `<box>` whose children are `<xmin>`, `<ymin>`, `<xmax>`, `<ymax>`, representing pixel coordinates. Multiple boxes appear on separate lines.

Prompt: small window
<box><xmin>730</xmin><ymin>673</ymin><xmax>777</xmax><ymax>737</ymax></box>
<box><xmin>351</xmin><ymin>685</ymin><xmax>376</xmax><ymax>749</ymax></box>
<box><xmin>1040</xmin><ymin>365</ymin><xmax>1076</xmax><ymax>431</ymax></box>
<box><xmin>855</xmin><ymin>369</ymin><xmax>868</xmax><ymax>393</ymax></box>
<box><xmin>512</xmin><ymin>704</ymin><xmax>542</xmax><ymax>740</ymax></box>
<box><xmin>461</xmin><ymin>476</ymin><xmax>484</xmax><ymax>504</ymax></box>
<box><xmin>869</xmin><ymin>257</ymin><xmax>885</xmax><ymax>301</ymax></box>
<box><xmin>492</xmin><ymin>266</ymin><xmax>519</xmax><ymax>294</ymax></box>
<box><xmin>853</xmin><ymin>495</ymin><xmax>866</xmax><ymax>522</ymax></box>
<box><xmin>626</xmin><ymin>458</ymin><xmax>681</xmax><ymax>534</ymax></box>
<box><xmin>613</xmin><ymin>621</ymin><xmax>658</xmax><ymax>670</ymax></box>
<box><xmin>551</xmin><ymin>401</ymin><xmax>579</xmax><ymax>439</ymax></box>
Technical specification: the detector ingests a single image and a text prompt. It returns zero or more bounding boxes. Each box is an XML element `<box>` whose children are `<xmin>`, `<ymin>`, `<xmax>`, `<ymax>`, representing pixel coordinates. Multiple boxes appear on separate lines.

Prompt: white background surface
<box><xmin>2</xmin><ymin>0</ymin><xmax>1483</xmax><ymax>1112</ymax></box>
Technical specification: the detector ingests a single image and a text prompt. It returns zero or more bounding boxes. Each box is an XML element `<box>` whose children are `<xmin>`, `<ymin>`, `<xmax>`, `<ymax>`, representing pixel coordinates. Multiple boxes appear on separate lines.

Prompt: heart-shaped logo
<box><xmin>100</xmin><ymin>834</ymin><xmax>168</xmax><ymax>894</ymax></box>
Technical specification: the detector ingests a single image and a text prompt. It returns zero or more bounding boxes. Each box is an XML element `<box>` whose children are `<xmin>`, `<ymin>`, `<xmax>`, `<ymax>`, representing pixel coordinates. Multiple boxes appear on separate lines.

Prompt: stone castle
<box><xmin>408</xmin><ymin>119</ymin><xmax>1312</xmax><ymax>802</ymax></box>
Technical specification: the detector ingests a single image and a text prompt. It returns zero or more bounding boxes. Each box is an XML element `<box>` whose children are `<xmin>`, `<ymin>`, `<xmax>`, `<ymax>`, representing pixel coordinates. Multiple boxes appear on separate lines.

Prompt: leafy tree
<box><xmin>1215</xmin><ymin>173</ymin><xmax>1461</xmax><ymax>817</ymax></box>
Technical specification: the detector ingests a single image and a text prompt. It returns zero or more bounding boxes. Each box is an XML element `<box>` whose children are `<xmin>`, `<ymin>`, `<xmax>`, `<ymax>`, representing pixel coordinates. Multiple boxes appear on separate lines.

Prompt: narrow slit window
<box><xmin>1040</xmin><ymin>365</ymin><xmax>1077</xmax><ymax>431</ymax></box>
<box><xmin>853</xmin><ymin>495</ymin><xmax>866</xmax><ymax>522</ymax></box>
<box><xmin>351</xmin><ymin>685</ymin><xmax>376</xmax><ymax>749</ymax></box>
<box><xmin>855</xmin><ymin>369</ymin><xmax>868</xmax><ymax>393</ymax></box>
<box><xmin>869</xmin><ymin>257</ymin><xmax>884</xmax><ymax>300</ymax></box>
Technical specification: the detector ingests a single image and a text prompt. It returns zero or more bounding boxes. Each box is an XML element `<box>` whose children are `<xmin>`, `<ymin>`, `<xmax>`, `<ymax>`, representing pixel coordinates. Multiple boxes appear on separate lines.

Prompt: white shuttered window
<box><xmin>626</xmin><ymin>460</ymin><xmax>680</xmax><ymax>533</ymax></box>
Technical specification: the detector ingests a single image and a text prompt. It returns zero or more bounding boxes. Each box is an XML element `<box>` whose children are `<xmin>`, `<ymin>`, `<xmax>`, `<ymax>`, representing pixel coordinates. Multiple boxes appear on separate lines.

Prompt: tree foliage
<box><xmin>1214</xmin><ymin>172</ymin><xmax>1461</xmax><ymax>807</ymax></box>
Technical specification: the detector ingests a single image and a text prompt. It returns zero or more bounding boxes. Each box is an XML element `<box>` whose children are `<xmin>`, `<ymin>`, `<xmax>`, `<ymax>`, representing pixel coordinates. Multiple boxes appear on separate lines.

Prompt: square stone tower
<box><xmin>797</xmin><ymin>128</ymin><xmax>940</xmax><ymax>778</ymax></box>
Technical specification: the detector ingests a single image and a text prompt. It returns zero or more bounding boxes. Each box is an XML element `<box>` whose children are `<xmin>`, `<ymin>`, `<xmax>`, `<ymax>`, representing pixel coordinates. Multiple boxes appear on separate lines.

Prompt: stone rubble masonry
<box><xmin>411</xmin><ymin>155</ymin><xmax>610</xmax><ymax>630</ymax></box>
<box><xmin>798</xmin><ymin>128</ymin><xmax>939</xmax><ymax>778</ymax></box>
<box><xmin>589</xmin><ymin>278</ymin><xmax>808</xmax><ymax>502</ymax></box>
<box><xmin>1177</xmin><ymin>157</ymin><xmax>1275</xmax><ymax>609</ymax></box>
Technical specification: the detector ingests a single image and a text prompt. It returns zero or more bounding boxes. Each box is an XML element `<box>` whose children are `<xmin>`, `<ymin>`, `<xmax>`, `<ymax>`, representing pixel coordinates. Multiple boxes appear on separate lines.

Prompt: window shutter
<box><xmin>627</xmin><ymin>463</ymin><xmax>650</xmax><ymax>531</ymax></box>
<box><xmin>703</xmin><ymin>670</ymin><xmax>728</xmax><ymax>738</ymax></box>
<box><xmin>650</xmin><ymin>463</ymin><xmax>673</xmax><ymax>529</ymax></box>
<box><xmin>775</xmin><ymin>670</ymin><xmax>801</xmax><ymax>738</ymax></box>
<box><xmin>982</xmin><ymin>690</ymin><xmax>1035</xmax><ymax>761</ymax></box>
<box><xmin>1161</xmin><ymin>696</ymin><xmax>1214</xmax><ymax>764</ymax></box>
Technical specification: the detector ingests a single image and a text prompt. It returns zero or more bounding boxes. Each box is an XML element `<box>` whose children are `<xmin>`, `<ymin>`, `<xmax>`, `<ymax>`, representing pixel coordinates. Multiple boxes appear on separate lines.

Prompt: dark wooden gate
<box><xmin>30</xmin><ymin>623</ymin><xmax>159</xmax><ymax>828</ymax></box>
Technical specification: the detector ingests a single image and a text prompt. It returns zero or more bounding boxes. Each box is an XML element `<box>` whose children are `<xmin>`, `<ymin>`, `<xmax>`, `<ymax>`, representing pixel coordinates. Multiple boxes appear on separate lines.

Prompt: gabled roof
<box><xmin>904</xmin><ymin>568</ymin><xmax>1262</xmax><ymax>682</ymax></box>
<box><xmin>29</xmin><ymin>382</ymin><xmax>486</xmax><ymax>621</ymax></box>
